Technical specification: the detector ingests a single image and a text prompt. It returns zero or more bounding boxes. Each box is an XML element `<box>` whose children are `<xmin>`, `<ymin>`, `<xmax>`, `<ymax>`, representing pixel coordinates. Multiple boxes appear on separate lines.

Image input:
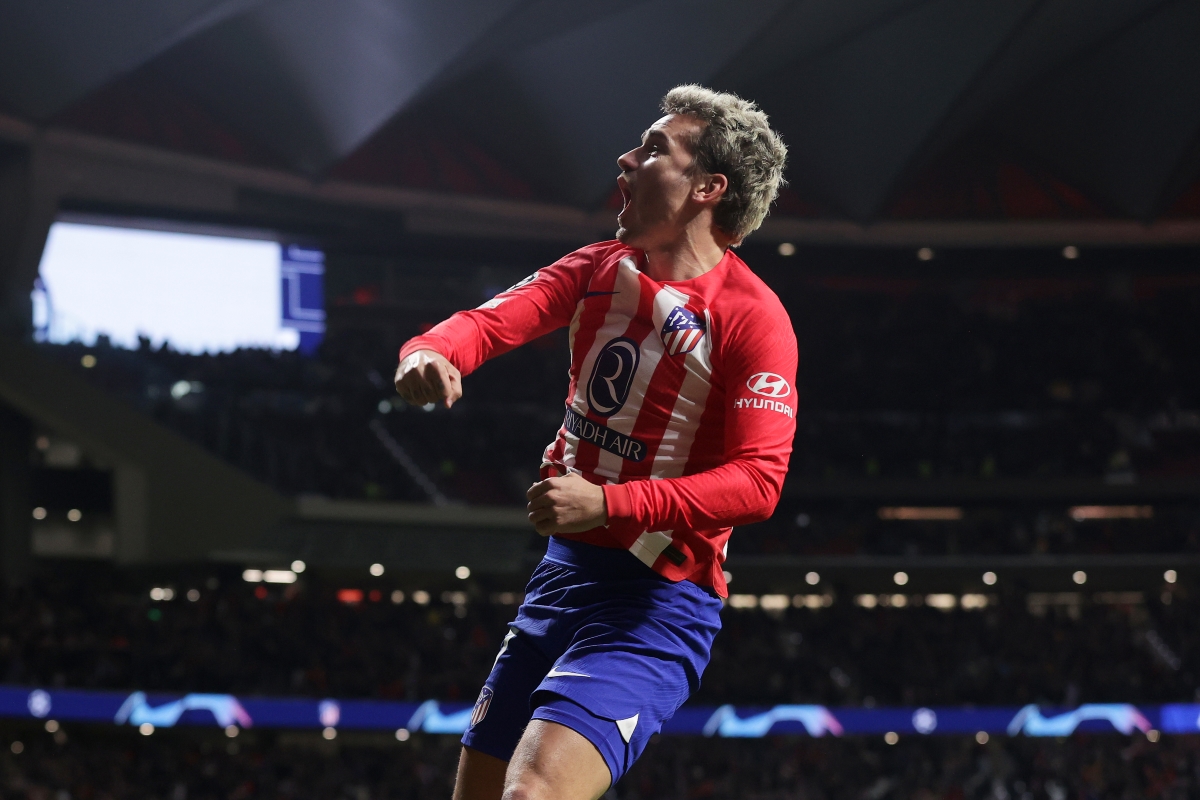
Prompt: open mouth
<box><xmin>616</xmin><ymin>175</ymin><xmax>632</xmax><ymax>218</ymax></box>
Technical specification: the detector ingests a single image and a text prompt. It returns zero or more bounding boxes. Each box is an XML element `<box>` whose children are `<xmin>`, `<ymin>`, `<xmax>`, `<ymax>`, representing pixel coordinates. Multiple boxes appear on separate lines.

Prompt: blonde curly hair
<box><xmin>660</xmin><ymin>85</ymin><xmax>788</xmax><ymax>245</ymax></box>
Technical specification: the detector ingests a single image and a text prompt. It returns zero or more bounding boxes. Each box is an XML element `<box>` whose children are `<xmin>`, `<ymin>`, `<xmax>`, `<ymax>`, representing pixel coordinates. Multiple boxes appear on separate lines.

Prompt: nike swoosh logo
<box><xmin>584</xmin><ymin>291</ymin><xmax>619</xmax><ymax>298</ymax></box>
<box><xmin>546</xmin><ymin>667</ymin><xmax>591</xmax><ymax>679</ymax></box>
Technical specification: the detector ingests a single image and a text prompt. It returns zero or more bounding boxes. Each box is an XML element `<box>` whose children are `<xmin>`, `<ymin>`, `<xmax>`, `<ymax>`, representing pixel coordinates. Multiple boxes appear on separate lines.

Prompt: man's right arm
<box><xmin>394</xmin><ymin>349</ymin><xmax>463</xmax><ymax>408</ymax></box>
<box><xmin>394</xmin><ymin>246</ymin><xmax>600</xmax><ymax>403</ymax></box>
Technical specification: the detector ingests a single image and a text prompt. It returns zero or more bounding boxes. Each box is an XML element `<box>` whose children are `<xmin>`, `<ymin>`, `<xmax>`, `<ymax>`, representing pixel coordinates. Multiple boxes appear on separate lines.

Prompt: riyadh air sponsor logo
<box><xmin>470</xmin><ymin>687</ymin><xmax>493</xmax><ymax>728</ymax></box>
<box><xmin>564</xmin><ymin>406</ymin><xmax>647</xmax><ymax>462</ymax></box>
<box><xmin>747</xmin><ymin>372</ymin><xmax>791</xmax><ymax>398</ymax></box>
<box><xmin>587</xmin><ymin>337</ymin><xmax>640</xmax><ymax>417</ymax></box>
<box><xmin>733</xmin><ymin>397</ymin><xmax>793</xmax><ymax>418</ymax></box>
<box><xmin>660</xmin><ymin>306</ymin><xmax>705</xmax><ymax>356</ymax></box>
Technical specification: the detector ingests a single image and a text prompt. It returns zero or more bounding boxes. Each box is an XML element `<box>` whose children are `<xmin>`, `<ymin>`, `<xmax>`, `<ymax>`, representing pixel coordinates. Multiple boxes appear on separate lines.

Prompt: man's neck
<box><xmin>641</xmin><ymin>229</ymin><xmax>730</xmax><ymax>283</ymax></box>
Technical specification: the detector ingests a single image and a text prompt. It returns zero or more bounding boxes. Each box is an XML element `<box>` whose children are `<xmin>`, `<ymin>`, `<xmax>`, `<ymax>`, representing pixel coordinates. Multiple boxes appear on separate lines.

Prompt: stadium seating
<box><xmin>0</xmin><ymin>719</ymin><xmax>1193</xmax><ymax>800</ymax></box>
<box><xmin>2</xmin><ymin>571</ymin><xmax>1193</xmax><ymax>707</ymax></box>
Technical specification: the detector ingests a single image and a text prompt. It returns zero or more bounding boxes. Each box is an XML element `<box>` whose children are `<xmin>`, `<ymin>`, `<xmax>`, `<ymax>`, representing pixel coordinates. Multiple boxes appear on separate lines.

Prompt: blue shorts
<box><xmin>461</xmin><ymin>537</ymin><xmax>723</xmax><ymax>785</ymax></box>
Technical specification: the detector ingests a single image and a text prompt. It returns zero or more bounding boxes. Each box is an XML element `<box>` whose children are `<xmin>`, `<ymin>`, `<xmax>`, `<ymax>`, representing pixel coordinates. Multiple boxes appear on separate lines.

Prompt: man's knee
<box><xmin>501</xmin><ymin>742</ymin><xmax>557</xmax><ymax>800</ymax></box>
<box><xmin>500</xmin><ymin>774</ymin><xmax>552</xmax><ymax>800</ymax></box>
<box><xmin>502</xmin><ymin>720</ymin><xmax>611</xmax><ymax>800</ymax></box>
<box><xmin>502</xmin><ymin>765</ymin><xmax>598</xmax><ymax>800</ymax></box>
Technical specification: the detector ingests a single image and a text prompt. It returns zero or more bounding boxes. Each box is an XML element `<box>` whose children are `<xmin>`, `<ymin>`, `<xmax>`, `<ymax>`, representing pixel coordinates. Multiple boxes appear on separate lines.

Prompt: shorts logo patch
<box><xmin>586</xmin><ymin>337</ymin><xmax>640</xmax><ymax>417</ymax></box>
<box><xmin>660</xmin><ymin>306</ymin><xmax>705</xmax><ymax>356</ymax></box>
<box><xmin>546</xmin><ymin>666</ymin><xmax>591</xmax><ymax>679</ymax></box>
<box><xmin>470</xmin><ymin>687</ymin><xmax>493</xmax><ymax>728</ymax></box>
<box><xmin>616</xmin><ymin>713</ymin><xmax>640</xmax><ymax>744</ymax></box>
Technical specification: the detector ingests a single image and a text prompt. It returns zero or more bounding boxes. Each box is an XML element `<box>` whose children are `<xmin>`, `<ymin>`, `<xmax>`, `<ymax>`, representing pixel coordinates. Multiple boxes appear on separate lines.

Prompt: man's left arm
<box><xmin>528</xmin><ymin>308</ymin><xmax>798</xmax><ymax>536</ymax></box>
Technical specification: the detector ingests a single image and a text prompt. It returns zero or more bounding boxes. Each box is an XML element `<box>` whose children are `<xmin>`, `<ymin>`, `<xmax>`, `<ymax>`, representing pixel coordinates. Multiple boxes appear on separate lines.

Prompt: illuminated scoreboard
<box><xmin>34</xmin><ymin>220</ymin><xmax>325</xmax><ymax>355</ymax></box>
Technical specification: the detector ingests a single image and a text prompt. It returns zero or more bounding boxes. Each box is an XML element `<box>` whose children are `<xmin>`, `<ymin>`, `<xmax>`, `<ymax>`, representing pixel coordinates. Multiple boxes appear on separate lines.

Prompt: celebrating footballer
<box><xmin>396</xmin><ymin>84</ymin><xmax>796</xmax><ymax>800</ymax></box>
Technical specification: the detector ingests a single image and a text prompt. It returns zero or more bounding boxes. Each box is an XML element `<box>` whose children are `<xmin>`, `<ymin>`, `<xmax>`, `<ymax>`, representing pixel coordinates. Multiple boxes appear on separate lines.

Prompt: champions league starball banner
<box><xmin>3</xmin><ymin>686</ymin><xmax>1199</xmax><ymax>738</ymax></box>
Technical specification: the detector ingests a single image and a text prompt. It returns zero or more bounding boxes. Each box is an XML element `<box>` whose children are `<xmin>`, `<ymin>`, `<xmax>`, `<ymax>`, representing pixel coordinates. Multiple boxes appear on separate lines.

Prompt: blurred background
<box><xmin>1</xmin><ymin>1</ymin><xmax>1200</xmax><ymax>797</ymax></box>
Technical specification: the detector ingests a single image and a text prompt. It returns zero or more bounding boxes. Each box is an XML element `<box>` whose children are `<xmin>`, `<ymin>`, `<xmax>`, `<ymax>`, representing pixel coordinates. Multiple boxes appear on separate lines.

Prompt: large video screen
<box><xmin>33</xmin><ymin>221</ymin><xmax>325</xmax><ymax>355</ymax></box>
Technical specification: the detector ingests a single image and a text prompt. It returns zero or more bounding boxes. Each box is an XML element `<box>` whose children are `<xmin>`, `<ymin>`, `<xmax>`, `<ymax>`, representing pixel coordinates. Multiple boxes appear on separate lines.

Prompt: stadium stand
<box><xmin>0</xmin><ymin>721</ymin><xmax>1195</xmax><ymax>799</ymax></box>
<box><xmin>38</xmin><ymin>261</ymin><xmax>1200</xmax><ymax>499</ymax></box>
<box><xmin>3</xmin><ymin>3</ymin><xmax>1200</xmax><ymax>795</ymax></box>
<box><xmin>1</xmin><ymin>570</ymin><xmax>1193</xmax><ymax>708</ymax></box>
<box><xmin>29</xmin><ymin>258</ymin><xmax>1200</xmax><ymax>561</ymax></box>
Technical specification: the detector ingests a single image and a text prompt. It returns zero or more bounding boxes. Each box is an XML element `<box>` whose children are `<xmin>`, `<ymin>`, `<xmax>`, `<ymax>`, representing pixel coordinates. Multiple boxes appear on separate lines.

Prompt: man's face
<box><xmin>615</xmin><ymin>114</ymin><xmax>706</xmax><ymax>249</ymax></box>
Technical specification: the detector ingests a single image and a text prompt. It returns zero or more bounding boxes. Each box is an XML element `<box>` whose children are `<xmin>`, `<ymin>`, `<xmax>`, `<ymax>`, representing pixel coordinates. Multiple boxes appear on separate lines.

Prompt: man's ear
<box><xmin>693</xmin><ymin>173</ymin><xmax>728</xmax><ymax>206</ymax></box>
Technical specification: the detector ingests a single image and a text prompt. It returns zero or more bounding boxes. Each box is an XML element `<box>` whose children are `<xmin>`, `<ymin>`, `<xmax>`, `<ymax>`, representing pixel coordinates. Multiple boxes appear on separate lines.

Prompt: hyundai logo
<box><xmin>746</xmin><ymin>372</ymin><xmax>791</xmax><ymax>398</ymax></box>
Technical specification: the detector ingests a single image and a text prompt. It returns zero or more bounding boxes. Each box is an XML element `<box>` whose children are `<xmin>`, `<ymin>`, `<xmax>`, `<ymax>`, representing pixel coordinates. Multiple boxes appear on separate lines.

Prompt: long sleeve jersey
<box><xmin>399</xmin><ymin>240</ymin><xmax>797</xmax><ymax>596</ymax></box>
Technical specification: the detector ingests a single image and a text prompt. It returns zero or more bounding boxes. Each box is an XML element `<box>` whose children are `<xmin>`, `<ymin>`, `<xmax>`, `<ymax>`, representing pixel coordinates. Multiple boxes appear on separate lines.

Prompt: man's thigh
<box><xmin>505</xmin><ymin>719</ymin><xmax>612</xmax><ymax>800</ymax></box>
<box><xmin>454</xmin><ymin>721</ymin><xmax>611</xmax><ymax>800</ymax></box>
<box><xmin>454</xmin><ymin>746</ymin><xmax>508</xmax><ymax>800</ymax></box>
<box><xmin>511</xmin><ymin>570</ymin><xmax>720</xmax><ymax>784</ymax></box>
<box><xmin>461</xmin><ymin>627</ymin><xmax>553</xmax><ymax>763</ymax></box>
<box><xmin>455</xmin><ymin>626</ymin><xmax>550</xmax><ymax>800</ymax></box>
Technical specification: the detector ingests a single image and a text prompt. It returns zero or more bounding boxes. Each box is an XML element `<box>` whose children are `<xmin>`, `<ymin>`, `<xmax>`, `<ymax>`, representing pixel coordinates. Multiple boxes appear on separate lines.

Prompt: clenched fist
<box><xmin>394</xmin><ymin>349</ymin><xmax>463</xmax><ymax>409</ymax></box>
<box><xmin>526</xmin><ymin>472</ymin><xmax>608</xmax><ymax>536</ymax></box>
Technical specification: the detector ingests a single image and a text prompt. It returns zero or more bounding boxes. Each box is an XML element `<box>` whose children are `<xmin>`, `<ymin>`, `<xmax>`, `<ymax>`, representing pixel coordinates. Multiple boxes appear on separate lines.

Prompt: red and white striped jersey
<box><xmin>399</xmin><ymin>241</ymin><xmax>797</xmax><ymax>596</ymax></box>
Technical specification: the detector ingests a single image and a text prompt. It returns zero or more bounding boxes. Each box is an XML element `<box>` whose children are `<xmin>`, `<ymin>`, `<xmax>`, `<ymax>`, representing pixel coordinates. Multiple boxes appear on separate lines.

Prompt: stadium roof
<box><xmin>1</xmin><ymin>0</ymin><xmax>1199</xmax><ymax>223</ymax></box>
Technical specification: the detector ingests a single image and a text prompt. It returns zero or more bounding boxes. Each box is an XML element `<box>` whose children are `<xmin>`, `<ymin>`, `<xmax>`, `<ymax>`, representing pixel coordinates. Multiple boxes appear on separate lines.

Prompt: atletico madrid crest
<box><xmin>660</xmin><ymin>306</ymin><xmax>705</xmax><ymax>356</ymax></box>
<box><xmin>470</xmin><ymin>686</ymin><xmax>493</xmax><ymax>728</ymax></box>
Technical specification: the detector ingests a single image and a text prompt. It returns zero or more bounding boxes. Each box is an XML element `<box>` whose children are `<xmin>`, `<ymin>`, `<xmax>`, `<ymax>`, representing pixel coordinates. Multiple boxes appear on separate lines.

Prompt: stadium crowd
<box><xmin>1</xmin><ymin>724</ymin><xmax>1195</xmax><ymax>800</ymax></box>
<box><xmin>735</xmin><ymin>501</ymin><xmax>1200</xmax><ymax>557</ymax></box>
<box><xmin>37</xmin><ymin>264</ymin><xmax>1200</xmax><ymax>510</ymax></box>
<box><xmin>1</xmin><ymin>570</ymin><xmax>1193</xmax><ymax>708</ymax></box>
<box><xmin>35</xmin><ymin>285</ymin><xmax>1200</xmax><ymax>557</ymax></box>
<box><xmin>18</xmin><ymin>256</ymin><xmax>1200</xmax><ymax>798</ymax></box>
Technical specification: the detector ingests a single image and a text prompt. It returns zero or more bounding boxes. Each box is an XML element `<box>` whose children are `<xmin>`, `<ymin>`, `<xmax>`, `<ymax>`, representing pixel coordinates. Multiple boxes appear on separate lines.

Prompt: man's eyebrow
<box><xmin>642</xmin><ymin>129</ymin><xmax>668</xmax><ymax>145</ymax></box>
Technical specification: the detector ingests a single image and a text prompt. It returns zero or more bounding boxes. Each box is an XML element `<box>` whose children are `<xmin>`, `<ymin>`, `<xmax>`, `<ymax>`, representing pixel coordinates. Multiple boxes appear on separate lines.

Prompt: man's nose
<box><xmin>616</xmin><ymin>148</ymin><xmax>638</xmax><ymax>172</ymax></box>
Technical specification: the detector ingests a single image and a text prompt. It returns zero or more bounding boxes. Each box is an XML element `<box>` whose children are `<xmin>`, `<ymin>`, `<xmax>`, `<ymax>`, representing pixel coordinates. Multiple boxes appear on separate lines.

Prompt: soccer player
<box><xmin>394</xmin><ymin>85</ymin><xmax>795</xmax><ymax>800</ymax></box>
